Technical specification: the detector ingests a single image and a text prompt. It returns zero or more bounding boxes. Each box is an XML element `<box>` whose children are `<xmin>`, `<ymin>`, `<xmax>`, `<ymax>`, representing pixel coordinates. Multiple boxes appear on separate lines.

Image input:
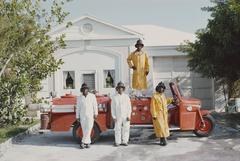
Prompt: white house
<box><xmin>39</xmin><ymin>15</ymin><xmax>225</xmax><ymax>111</ymax></box>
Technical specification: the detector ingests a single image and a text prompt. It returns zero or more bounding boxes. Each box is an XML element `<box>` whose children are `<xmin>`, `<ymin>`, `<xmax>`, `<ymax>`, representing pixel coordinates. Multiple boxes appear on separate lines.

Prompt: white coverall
<box><xmin>111</xmin><ymin>93</ymin><xmax>132</xmax><ymax>144</ymax></box>
<box><xmin>76</xmin><ymin>93</ymin><xmax>98</xmax><ymax>144</ymax></box>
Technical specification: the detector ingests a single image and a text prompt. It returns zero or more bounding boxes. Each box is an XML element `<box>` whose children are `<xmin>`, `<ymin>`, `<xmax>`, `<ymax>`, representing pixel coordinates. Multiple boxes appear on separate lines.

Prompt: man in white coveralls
<box><xmin>76</xmin><ymin>83</ymin><xmax>98</xmax><ymax>149</ymax></box>
<box><xmin>111</xmin><ymin>81</ymin><xmax>132</xmax><ymax>146</ymax></box>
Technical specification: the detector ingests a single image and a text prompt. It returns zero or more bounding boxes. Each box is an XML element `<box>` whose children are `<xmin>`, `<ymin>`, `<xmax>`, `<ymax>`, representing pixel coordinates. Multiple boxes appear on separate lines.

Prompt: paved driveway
<box><xmin>0</xmin><ymin>112</ymin><xmax>240</xmax><ymax>161</ymax></box>
<box><xmin>1</xmin><ymin>122</ymin><xmax>240</xmax><ymax>161</ymax></box>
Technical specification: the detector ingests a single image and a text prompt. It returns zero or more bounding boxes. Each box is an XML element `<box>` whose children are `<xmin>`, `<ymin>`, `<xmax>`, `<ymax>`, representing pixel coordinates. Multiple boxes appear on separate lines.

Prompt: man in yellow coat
<box><xmin>150</xmin><ymin>82</ymin><xmax>173</xmax><ymax>146</ymax></box>
<box><xmin>127</xmin><ymin>39</ymin><xmax>149</xmax><ymax>96</ymax></box>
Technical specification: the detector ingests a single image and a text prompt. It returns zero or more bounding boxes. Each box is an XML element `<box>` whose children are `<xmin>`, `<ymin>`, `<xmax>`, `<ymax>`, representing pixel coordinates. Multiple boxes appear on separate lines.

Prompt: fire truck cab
<box><xmin>40</xmin><ymin>82</ymin><xmax>215</xmax><ymax>143</ymax></box>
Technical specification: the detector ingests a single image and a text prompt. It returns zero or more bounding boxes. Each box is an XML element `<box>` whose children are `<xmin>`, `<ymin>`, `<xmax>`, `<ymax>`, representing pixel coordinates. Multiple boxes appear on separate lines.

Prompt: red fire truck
<box><xmin>40</xmin><ymin>82</ymin><xmax>215</xmax><ymax>143</ymax></box>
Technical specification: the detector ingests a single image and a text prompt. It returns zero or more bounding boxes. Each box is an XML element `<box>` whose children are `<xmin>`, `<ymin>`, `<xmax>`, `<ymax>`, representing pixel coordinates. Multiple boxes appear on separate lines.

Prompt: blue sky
<box><xmin>48</xmin><ymin>0</ymin><xmax>214</xmax><ymax>33</ymax></box>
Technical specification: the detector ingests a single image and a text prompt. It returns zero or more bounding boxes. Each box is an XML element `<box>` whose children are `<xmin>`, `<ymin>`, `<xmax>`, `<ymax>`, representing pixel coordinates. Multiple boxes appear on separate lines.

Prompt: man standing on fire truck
<box><xmin>127</xmin><ymin>39</ymin><xmax>149</xmax><ymax>97</ymax></box>
<box><xmin>111</xmin><ymin>82</ymin><xmax>132</xmax><ymax>146</ymax></box>
<box><xmin>150</xmin><ymin>82</ymin><xmax>173</xmax><ymax>146</ymax></box>
<box><xmin>76</xmin><ymin>83</ymin><xmax>98</xmax><ymax>149</ymax></box>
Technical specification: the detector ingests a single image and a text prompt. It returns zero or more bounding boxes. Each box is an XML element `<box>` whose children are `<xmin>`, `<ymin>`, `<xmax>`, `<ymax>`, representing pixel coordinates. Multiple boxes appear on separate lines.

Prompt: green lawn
<box><xmin>0</xmin><ymin>120</ymin><xmax>39</xmax><ymax>143</ymax></box>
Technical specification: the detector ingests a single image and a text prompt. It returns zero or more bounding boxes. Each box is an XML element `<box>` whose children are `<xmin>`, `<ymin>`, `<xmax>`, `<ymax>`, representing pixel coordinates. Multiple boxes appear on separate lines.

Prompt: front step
<box><xmin>131</xmin><ymin>124</ymin><xmax>153</xmax><ymax>128</ymax></box>
<box><xmin>169</xmin><ymin>125</ymin><xmax>181</xmax><ymax>131</ymax></box>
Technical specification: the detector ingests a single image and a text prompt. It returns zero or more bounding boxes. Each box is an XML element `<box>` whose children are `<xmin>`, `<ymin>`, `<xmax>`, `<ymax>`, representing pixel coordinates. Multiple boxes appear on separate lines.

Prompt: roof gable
<box><xmin>50</xmin><ymin>15</ymin><xmax>142</xmax><ymax>40</ymax></box>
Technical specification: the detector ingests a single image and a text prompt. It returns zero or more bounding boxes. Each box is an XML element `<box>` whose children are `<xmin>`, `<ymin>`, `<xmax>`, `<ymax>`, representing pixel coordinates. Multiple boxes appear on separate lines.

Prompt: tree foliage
<box><xmin>0</xmin><ymin>0</ymin><xmax>71</xmax><ymax>127</ymax></box>
<box><xmin>179</xmin><ymin>0</ymin><xmax>240</xmax><ymax>99</ymax></box>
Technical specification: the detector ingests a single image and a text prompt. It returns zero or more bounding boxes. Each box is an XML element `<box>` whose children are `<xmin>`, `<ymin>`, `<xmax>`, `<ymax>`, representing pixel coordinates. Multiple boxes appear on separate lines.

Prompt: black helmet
<box><xmin>135</xmin><ymin>39</ymin><xmax>144</xmax><ymax>48</ymax></box>
<box><xmin>155</xmin><ymin>81</ymin><xmax>166</xmax><ymax>91</ymax></box>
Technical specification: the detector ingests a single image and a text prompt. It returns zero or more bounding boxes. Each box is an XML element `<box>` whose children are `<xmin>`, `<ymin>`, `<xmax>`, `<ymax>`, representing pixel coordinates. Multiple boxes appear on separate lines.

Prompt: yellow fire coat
<box><xmin>127</xmin><ymin>51</ymin><xmax>149</xmax><ymax>90</ymax></box>
<box><xmin>150</xmin><ymin>92</ymin><xmax>173</xmax><ymax>138</ymax></box>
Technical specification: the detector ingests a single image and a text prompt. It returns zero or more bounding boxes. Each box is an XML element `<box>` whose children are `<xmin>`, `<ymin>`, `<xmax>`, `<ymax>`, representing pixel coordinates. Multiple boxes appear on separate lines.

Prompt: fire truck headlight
<box><xmin>143</xmin><ymin>106</ymin><xmax>148</xmax><ymax>111</ymax></box>
<box><xmin>186</xmin><ymin>105</ymin><xmax>192</xmax><ymax>111</ymax></box>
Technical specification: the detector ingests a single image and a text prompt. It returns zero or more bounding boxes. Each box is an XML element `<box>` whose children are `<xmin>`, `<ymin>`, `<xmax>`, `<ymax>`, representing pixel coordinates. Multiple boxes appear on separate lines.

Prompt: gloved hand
<box><xmin>126</xmin><ymin>117</ymin><xmax>130</xmax><ymax>121</ymax></box>
<box><xmin>145</xmin><ymin>71</ymin><xmax>149</xmax><ymax>75</ymax></box>
<box><xmin>153</xmin><ymin>117</ymin><xmax>157</xmax><ymax>120</ymax></box>
<box><xmin>172</xmin><ymin>98</ymin><xmax>179</xmax><ymax>105</ymax></box>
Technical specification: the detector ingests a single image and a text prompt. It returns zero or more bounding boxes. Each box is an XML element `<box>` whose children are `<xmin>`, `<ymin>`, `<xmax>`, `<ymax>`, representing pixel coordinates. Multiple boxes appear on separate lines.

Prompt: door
<box><xmin>153</xmin><ymin>56</ymin><xmax>213</xmax><ymax>109</ymax></box>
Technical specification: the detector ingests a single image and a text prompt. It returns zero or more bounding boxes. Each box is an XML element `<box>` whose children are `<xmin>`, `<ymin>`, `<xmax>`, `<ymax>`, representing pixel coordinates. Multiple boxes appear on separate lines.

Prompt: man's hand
<box><xmin>126</xmin><ymin>117</ymin><xmax>130</xmax><ymax>121</ymax></box>
<box><xmin>153</xmin><ymin>117</ymin><xmax>157</xmax><ymax>120</ymax></box>
<box><xmin>145</xmin><ymin>71</ymin><xmax>149</xmax><ymax>75</ymax></box>
<box><xmin>94</xmin><ymin>115</ymin><xmax>98</xmax><ymax>120</ymax></box>
<box><xmin>132</xmin><ymin>66</ymin><xmax>137</xmax><ymax>70</ymax></box>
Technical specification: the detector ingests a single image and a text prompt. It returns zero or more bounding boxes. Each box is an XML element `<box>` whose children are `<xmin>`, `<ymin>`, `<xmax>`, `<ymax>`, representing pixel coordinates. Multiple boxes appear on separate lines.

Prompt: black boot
<box><xmin>162</xmin><ymin>138</ymin><xmax>167</xmax><ymax>146</ymax></box>
<box><xmin>85</xmin><ymin>144</ymin><xmax>90</xmax><ymax>148</ymax></box>
<box><xmin>79</xmin><ymin>143</ymin><xmax>85</xmax><ymax>149</ymax></box>
<box><xmin>160</xmin><ymin>138</ymin><xmax>164</xmax><ymax>146</ymax></box>
<box><xmin>114</xmin><ymin>143</ymin><xmax>120</xmax><ymax>147</ymax></box>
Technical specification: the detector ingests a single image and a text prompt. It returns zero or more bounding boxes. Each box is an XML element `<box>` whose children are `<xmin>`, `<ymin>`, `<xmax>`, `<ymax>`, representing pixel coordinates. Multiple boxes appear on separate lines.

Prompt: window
<box><xmin>83</xmin><ymin>73</ymin><xmax>95</xmax><ymax>90</ymax></box>
<box><xmin>63</xmin><ymin>71</ymin><xmax>75</xmax><ymax>89</ymax></box>
<box><xmin>104</xmin><ymin>70</ymin><xmax>115</xmax><ymax>88</ymax></box>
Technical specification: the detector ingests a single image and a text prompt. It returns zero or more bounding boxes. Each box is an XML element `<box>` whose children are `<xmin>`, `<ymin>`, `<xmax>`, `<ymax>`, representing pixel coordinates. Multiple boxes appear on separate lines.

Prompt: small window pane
<box><xmin>104</xmin><ymin>70</ymin><xmax>115</xmax><ymax>88</ymax></box>
<box><xmin>63</xmin><ymin>71</ymin><xmax>75</xmax><ymax>89</ymax></box>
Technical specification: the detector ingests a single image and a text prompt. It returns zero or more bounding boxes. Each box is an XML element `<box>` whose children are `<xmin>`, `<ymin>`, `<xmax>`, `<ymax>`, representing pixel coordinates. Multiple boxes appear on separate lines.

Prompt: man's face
<box><xmin>117</xmin><ymin>87</ymin><xmax>124</xmax><ymax>94</ymax></box>
<box><xmin>157</xmin><ymin>87</ymin><xmax>165</xmax><ymax>93</ymax></box>
<box><xmin>136</xmin><ymin>45</ymin><xmax>143</xmax><ymax>51</ymax></box>
<box><xmin>82</xmin><ymin>88</ymin><xmax>89</xmax><ymax>96</ymax></box>
<box><xmin>159</xmin><ymin>87</ymin><xmax>165</xmax><ymax>93</ymax></box>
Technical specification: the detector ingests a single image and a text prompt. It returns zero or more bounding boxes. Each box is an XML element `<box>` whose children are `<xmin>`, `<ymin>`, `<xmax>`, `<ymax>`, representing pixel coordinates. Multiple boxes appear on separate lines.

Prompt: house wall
<box><xmin>38</xmin><ymin>45</ymin><xmax>214</xmax><ymax>110</ymax></box>
<box><xmin>37</xmin><ymin>16</ymin><xmax>217</xmax><ymax>110</ymax></box>
<box><xmin>39</xmin><ymin>43</ymin><xmax>134</xmax><ymax>97</ymax></box>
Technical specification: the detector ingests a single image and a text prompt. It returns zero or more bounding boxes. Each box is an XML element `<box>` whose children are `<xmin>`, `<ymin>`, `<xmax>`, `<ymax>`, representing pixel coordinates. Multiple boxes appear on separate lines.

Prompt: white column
<box><xmin>146</xmin><ymin>56</ymin><xmax>154</xmax><ymax>96</ymax></box>
<box><xmin>127</xmin><ymin>46</ymin><xmax>131</xmax><ymax>89</ymax></box>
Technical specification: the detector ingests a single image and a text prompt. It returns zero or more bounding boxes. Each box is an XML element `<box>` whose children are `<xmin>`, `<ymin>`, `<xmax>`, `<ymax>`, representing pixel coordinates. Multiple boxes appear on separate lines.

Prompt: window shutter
<box><xmin>83</xmin><ymin>74</ymin><xmax>95</xmax><ymax>90</ymax></box>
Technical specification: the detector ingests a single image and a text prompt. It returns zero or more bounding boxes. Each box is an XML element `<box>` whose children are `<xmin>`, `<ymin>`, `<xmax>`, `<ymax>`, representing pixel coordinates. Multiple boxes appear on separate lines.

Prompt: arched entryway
<box><xmin>54</xmin><ymin>46</ymin><xmax>122</xmax><ymax>96</ymax></box>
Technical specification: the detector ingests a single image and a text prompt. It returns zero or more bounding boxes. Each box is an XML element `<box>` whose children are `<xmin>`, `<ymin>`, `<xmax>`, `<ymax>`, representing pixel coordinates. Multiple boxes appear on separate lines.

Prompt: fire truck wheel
<box><xmin>72</xmin><ymin>122</ymin><xmax>101</xmax><ymax>144</ymax></box>
<box><xmin>194</xmin><ymin>114</ymin><xmax>215</xmax><ymax>137</ymax></box>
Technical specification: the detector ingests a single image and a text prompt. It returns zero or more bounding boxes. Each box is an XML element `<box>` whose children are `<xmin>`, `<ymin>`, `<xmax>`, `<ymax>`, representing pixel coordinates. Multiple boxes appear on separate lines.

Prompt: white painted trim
<box><xmin>144</xmin><ymin>45</ymin><xmax>179</xmax><ymax>50</ymax></box>
<box><xmin>50</xmin><ymin>14</ymin><xmax>143</xmax><ymax>37</ymax></box>
<box><xmin>149</xmin><ymin>52</ymin><xmax>187</xmax><ymax>57</ymax></box>
<box><xmin>52</xmin><ymin>35</ymin><xmax>141</xmax><ymax>41</ymax></box>
<box><xmin>56</xmin><ymin>46</ymin><xmax>122</xmax><ymax>58</ymax></box>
